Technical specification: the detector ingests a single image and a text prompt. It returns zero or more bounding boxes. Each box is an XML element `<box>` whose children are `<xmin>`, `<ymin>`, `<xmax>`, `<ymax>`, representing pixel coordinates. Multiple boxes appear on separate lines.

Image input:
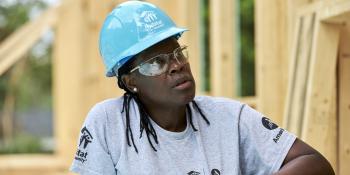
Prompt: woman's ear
<box><xmin>122</xmin><ymin>74</ymin><xmax>137</xmax><ymax>93</ymax></box>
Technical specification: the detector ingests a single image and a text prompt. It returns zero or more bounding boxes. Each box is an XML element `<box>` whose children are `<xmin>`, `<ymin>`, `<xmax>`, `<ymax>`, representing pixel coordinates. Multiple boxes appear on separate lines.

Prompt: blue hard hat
<box><xmin>99</xmin><ymin>1</ymin><xmax>188</xmax><ymax>77</ymax></box>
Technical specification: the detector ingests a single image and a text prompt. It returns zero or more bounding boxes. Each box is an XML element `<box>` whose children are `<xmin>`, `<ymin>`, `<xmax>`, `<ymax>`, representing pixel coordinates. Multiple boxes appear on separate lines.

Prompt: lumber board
<box><xmin>284</xmin><ymin>12</ymin><xmax>316</xmax><ymax>136</ymax></box>
<box><xmin>255</xmin><ymin>0</ymin><xmax>289</xmax><ymax>124</ymax></box>
<box><xmin>283</xmin><ymin>14</ymin><xmax>302</xmax><ymax>129</ymax></box>
<box><xmin>319</xmin><ymin>0</ymin><xmax>350</xmax><ymax>24</ymax></box>
<box><xmin>53</xmin><ymin>0</ymin><xmax>87</xmax><ymax>162</ymax></box>
<box><xmin>338</xmin><ymin>21</ymin><xmax>350</xmax><ymax>175</ymax></box>
<box><xmin>209</xmin><ymin>0</ymin><xmax>236</xmax><ymax>98</ymax></box>
<box><xmin>0</xmin><ymin>7</ymin><xmax>58</xmax><ymax>76</ymax></box>
<box><xmin>301</xmin><ymin>20</ymin><xmax>341</xmax><ymax>169</ymax></box>
<box><xmin>185</xmin><ymin>0</ymin><xmax>201</xmax><ymax>94</ymax></box>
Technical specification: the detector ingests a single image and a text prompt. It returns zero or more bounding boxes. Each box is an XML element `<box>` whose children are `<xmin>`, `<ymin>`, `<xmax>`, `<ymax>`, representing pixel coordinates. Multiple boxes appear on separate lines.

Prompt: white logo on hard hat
<box><xmin>140</xmin><ymin>11</ymin><xmax>164</xmax><ymax>32</ymax></box>
<box><xmin>141</xmin><ymin>11</ymin><xmax>157</xmax><ymax>23</ymax></box>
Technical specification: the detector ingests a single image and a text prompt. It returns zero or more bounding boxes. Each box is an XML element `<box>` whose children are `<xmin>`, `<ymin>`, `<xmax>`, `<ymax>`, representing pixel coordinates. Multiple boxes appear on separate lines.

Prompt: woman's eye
<box><xmin>153</xmin><ymin>56</ymin><xmax>167</xmax><ymax>65</ymax></box>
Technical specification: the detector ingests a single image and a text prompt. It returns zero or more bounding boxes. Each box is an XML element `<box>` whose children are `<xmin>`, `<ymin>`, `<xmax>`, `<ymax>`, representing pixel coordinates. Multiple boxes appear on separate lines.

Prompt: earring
<box><xmin>133</xmin><ymin>87</ymin><xmax>137</xmax><ymax>92</ymax></box>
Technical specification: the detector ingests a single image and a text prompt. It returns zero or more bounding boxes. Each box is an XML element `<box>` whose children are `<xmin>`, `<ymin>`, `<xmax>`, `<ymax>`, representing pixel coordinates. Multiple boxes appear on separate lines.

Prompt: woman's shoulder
<box><xmin>94</xmin><ymin>96</ymin><xmax>124</xmax><ymax>110</ymax></box>
<box><xmin>192</xmin><ymin>96</ymin><xmax>247</xmax><ymax>129</ymax></box>
<box><xmin>194</xmin><ymin>95</ymin><xmax>243</xmax><ymax>109</ymax></box>
<box><xmin>84</xmin><ymin>96</ymin><xmax>124</xmax><ymax>123</ymax></box>
<box><xmin>193</xmin><ymin>96</ymin><xmax>245</xmax><ymax>121</ymax></box>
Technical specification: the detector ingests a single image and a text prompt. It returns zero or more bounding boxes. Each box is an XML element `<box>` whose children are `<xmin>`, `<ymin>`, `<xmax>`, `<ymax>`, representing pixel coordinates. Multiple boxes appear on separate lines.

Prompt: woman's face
<box><xmin>124</xmin><ymin>37</ymin><xmax>196</xmax><ymax>108</ymax></box>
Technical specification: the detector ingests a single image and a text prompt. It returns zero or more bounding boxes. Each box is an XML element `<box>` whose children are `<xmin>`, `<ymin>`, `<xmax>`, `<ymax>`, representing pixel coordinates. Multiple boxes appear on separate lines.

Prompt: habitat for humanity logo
<box><xmin>140</xmin><ymin>11</ymin><xmax>164</xmax><ymax>32</ymax></box>
<box><xmin>75</xmin><ymin>126</ymin><xmax>93</xmax><ymax>163</ymax></box>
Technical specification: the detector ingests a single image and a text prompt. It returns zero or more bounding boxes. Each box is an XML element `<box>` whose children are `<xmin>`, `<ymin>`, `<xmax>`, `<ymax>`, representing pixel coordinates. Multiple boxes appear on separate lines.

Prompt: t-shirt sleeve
<box><xmin>70</xmin><ymin>104</ymin><xmax>117</xmax><ymax>175</ymax></box>
<box><xmin>238</xmin><ymin>104</ymin><xmax>296</xmax><ymax>175</ymax></box>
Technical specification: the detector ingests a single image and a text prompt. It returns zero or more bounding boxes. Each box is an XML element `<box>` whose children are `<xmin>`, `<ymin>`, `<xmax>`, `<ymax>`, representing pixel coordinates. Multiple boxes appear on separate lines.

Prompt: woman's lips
<box><xmin>173</xmin><ymin>80</ymin><xmax>193</xmax><ymax>90</ymax></box>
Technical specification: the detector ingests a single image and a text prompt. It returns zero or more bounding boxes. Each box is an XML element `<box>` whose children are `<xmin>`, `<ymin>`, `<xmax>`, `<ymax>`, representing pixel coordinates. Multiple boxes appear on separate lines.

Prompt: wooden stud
<box><xmin>319</xmin><ymin>0</ymin><xmax>350</xmax><ymax>23</ymax></box>
<box><xmin>185</xmin><ymin>0</ymin><xmax>202</xmax><ymax>95</ymax></box>
<box><xmin>210</xmin><ymin>0</ymin><xmax>237</xmax><ymax>98</ymax></box>
<box><xmin>301</xmin><ymin>19</ymin><xmax>341</xmax><ymax>169</ymax></box>
<box><xmin>53</xmin><ymin>0</ymin><xmax>87</xmax><ymax>164</ymax></box>
<box><xmin>286</xmin><ymin>0</ymin><xmax>316</xmax><ymax>56</ymax></box>
<box><xmin>255</xmin><ymin>0</ymin><xmax>288</xmax><ymax>124</ymax></box>
<box><xmin>338</xmin><ymin>19</ymin><xmax>350</xmax><ymax>175</ymax></box>
<box><xmin>284</xmin><ymin>12</ymin><xmax>316</xmax><ymax>136</ymax></box>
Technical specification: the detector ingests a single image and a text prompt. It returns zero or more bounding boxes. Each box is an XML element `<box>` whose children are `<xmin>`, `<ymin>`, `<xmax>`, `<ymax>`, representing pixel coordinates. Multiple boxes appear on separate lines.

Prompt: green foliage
<box><xmin>200</xmin><ymin>0</ymin><xmax>255</xmax><ymax>96</ymax></box>
<box><xmin>16</xmin><ymin>48</ymin><xmax>53</xmax><ymax>110</ymax></box>
<box><xmin>0</xmin><ymin>0</ymin><xmax>51</xmax><ymax>110</ymax></box>
<box><xmin>200</xmin><ymin>0</ymin><xmax>211</xmax><ymax>91</ymax></box>
<box><xmin>0</xmin><ymin>0</ymin><xmax>52</xmax><ymax>154</ymax></box>
<box><xmin>0</xmin><ymin>1</ymin><xmax>46</xmax><ymax>41</ymax></box>
<box><xmin>0</xmin><ymin>134</ymin><xmax>45</xmax><ymax>154</ymax></box>
<box><xmin>240</xmin><ymin>0</ymin><xmax>255</xmax><ymax>96</ymax></box>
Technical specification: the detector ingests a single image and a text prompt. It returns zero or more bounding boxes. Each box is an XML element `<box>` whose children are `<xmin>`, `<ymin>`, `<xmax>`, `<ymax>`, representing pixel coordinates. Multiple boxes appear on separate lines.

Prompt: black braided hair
<box><xmin>116</xmin><ymin>58</ymin><xmax>210</xmax><ymax>153</ymax></box>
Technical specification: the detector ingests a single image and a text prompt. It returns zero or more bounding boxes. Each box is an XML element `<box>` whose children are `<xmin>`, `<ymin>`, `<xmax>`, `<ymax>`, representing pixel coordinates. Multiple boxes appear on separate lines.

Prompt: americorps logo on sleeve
<box><xmin>75</xmin><ymin>126</ymin><xmax>94</xmax><ymax>163</ymax></box>
<box><xmin>261</xmin><ymin>117</ymin><xmax>285</xmax><ymax>143</ymax></box>
<box><xmin>261</xmin><ymin>117</ymin><xmax>278</xmax><ymax>130</ymax></box>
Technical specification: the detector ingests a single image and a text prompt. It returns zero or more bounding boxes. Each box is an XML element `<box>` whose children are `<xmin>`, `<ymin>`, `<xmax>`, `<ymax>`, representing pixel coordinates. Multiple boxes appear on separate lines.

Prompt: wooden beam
<box><xmin>338</xmin><ymin>20</ymin><xmax>350</xmax><ymax>175</ymax></box>
<box><xmin>286</xmin><ymin>0</ymin><xmax>317</xmax><ymax>57</ymax></box>
<box><xmin>185</xmin><ymin>0</ymin><xmax>202</xmax><ymax>95</ymax></box>
<box><xmin>284</xmin><ymin>12</ymin><xmax>316</xmax><ymax>136</ymax></box>
<box><xmin>255</xmin><ymin>0</ymin><xmax>288</xmax><ymax>124</ymax></box>
<box><xmin>0</xmin><ymin>7</ymin><xmax>58</xmax><ymax>76</ymax></box>
<box><xmin>53</xmin><ymin>0</ymin><xmax>87</xmax><ymax>164</ymax></box>
<box><xmin>210</xmin><ymin>0</ymin><xmax>237</xmax><ymax>98</ymax></box>
<box><xmin>0</xmin><ymin>155</ymin><xmax>65</xmax><ymax>172</ymax></box>
<box><xmin>301</xmin><ymin>20</ymin><xmax>341</xmax><ymax>169</ymax></box>
<box><xmin>319</xmin><ymin>0</ymin><xmax>350</xmax><ymax>24</ymax></box>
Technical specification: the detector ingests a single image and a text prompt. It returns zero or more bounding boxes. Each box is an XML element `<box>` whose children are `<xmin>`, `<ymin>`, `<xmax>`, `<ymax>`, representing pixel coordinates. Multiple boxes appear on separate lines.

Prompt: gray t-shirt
<box><xmin>70</xmin><ymin>96</ymin><xmax>296</xmax><ymax>175</ymax></box>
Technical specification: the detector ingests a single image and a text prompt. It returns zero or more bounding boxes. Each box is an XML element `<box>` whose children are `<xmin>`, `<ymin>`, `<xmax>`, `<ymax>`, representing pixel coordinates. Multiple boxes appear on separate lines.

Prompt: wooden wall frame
<box><xmin>283</xmin><ymin>1</ymin><xmax>350</xmax><ymax>173</ymax></box>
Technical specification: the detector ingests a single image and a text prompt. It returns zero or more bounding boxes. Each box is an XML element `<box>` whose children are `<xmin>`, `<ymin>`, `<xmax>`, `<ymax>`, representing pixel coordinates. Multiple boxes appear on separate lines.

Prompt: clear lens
<box><xmin>132</xmin><ymin>46</ymin><xmax>188</xmax><ymax>76</ymax></box>
<box><xmin>175</xmin><ymin>46</ymin><xmax>188</xmax><ymax>63</ymax></box>
<box><xmin>139</xmin><ymin>55</ymin><xmax>169</xmax><ymax>76</ymax></box>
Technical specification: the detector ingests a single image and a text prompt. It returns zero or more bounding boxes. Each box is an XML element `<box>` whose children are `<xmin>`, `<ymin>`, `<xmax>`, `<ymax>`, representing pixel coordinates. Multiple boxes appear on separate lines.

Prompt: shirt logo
<box><xmin>188</xmin><ymin>171</ymin><xmax>200</xmax><ymax>175</ymax></box>
<box><xmin>79</xmin><ymin>126</ymin><xmax>93</xmax><ymax>149</ymax></box>
<box><xmin>75</xmin><ymin>126</ymin><xmax>93</xmax><ymax>163</ymax></box>
<box><xmin>261</xmin><ymin>117</ymin><xmax>278</xmax><ymax>130</ymax></box>
<box><xmin>273</xmin><ymin>128</ymin><xmax>284</xmax><ymax>143</ymax></box>
<box><xmin>211</xmin><ymin>169</ymin><xmax>221</xmax><ymax>175</ymax></box>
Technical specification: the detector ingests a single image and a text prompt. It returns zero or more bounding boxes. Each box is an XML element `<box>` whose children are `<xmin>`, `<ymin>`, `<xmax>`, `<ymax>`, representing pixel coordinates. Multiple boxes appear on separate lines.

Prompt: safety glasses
<box><xmin>129</xmin><ymin>45</ymin><xmax>188</xmax><ymax>76</ymax></box>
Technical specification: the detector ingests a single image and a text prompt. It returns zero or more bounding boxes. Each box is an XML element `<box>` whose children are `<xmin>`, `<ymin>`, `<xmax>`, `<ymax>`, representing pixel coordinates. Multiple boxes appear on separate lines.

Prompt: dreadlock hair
<box><xmin>115</xmin><ymin>57</ymin><xmax>210</xmax><ymax>153</ymax></box>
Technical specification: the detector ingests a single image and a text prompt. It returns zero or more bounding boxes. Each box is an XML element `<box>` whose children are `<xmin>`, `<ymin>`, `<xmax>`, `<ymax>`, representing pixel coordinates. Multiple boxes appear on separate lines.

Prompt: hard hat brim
<box><xmin>106</xmin><ymin>27</ymin><xmax>188</xmax><ymax>77</ymax></box>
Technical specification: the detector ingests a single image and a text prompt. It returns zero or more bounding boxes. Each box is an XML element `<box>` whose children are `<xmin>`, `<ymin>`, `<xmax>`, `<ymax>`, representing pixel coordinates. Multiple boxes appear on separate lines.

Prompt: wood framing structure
<box><xmin>0</xmin><ymin>0</ymin><xmax>349</xmax><ymax>174</ymax></box>
<box><xmin>282</xmin><ymin>0</ymin><xmax>350</xmax><ymax>174</ymax></box>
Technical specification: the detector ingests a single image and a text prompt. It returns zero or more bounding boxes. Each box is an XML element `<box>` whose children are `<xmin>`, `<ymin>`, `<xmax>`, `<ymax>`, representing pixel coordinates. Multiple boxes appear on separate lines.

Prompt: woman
<box><xmin>70</xmin><ymin>1</ymin><xmax>334</xmax><ymax>175</ymax></box>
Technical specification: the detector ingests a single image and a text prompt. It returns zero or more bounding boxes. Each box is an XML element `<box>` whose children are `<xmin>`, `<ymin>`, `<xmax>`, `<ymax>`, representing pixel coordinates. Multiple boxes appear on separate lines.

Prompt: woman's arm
<box><xmin>274</xmin><ymin>138</ymin><xmax>335</xmax><ymax>175</ymax></box>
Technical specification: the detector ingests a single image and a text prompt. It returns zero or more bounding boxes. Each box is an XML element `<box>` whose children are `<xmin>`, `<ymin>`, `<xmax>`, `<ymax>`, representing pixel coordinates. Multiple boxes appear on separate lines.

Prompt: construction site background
<box><xmin>0</xmin><ymin>0</ymin><xmax>349</xmax><ymax>174</ymax></box>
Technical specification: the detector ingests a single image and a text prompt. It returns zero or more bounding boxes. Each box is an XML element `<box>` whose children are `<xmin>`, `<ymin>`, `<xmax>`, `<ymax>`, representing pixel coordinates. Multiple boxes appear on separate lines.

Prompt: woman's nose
<box><xmin>168</xmin><ymin>57</ymin><xmax>184</xmax><ymax>74</ymax></box>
